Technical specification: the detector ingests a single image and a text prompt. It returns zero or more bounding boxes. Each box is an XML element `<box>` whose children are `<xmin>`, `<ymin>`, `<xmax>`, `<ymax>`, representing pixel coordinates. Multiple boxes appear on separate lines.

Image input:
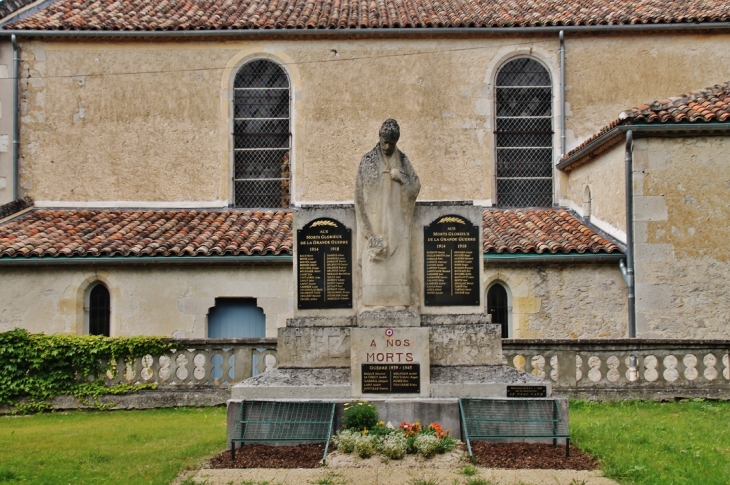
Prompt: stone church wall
<box><xmin>0</xmin><ymin>264</ymin><xmax>292</xmax><ymax>337</ymax></box>
<box><xmin>561</xmin><ymin>143</ymin><xmax>627</xmax><ymax>242</ymax></box>
<box><xmin>14</xmin><ymin>33</ymin><xmax>730</xmax><ymax>206</ymax></box>
<box><xmin>0</xmin><ymin>261</ymin><xmax>630</xmax><ymax>339</ymax></box>
<box><xmin>486</xmin><ymin>262</ymin><xmax>628</xmax><ymax>339</ymax></box>
<box><xmin>633</xmin><ymin>137</ymin><xmax>730</xmax><ymax>339</ymax></box>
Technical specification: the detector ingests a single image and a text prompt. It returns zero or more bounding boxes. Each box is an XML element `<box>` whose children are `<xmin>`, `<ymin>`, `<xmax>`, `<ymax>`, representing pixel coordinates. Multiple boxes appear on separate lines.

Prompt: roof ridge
<box><xmin>6</xmin><ymin>0</ymin><xmax>730</xmax><ymax>31</ymax></box>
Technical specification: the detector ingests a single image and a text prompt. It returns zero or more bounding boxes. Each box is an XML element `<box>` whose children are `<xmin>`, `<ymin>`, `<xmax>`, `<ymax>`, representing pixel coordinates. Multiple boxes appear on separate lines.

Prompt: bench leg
<box><xmin>231</xmin><ymin>442</ymin><xmax>236</xmax><ymax>461</ymax></box>
<box><xmin>566</xmin><ymin>438</ymin><xmax>570</xmax><ymax>458</ymax></box>
<box><xmin>553</xmin><ymin>438</ymin><xmax>557</xmax><ymax>447</ymax></box>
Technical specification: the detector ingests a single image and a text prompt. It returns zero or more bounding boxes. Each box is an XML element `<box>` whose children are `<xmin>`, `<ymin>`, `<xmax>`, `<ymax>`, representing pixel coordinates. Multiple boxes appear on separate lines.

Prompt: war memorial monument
<box><xmin>230</xmin><ymin>120</ymin><xmax>562</xmax><ymax>438</ymax></box>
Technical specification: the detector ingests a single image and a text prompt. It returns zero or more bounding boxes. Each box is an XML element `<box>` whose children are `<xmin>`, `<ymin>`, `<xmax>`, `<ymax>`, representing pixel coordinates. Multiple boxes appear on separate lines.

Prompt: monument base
<box><xmin>226</xmin><ymin>393</ymin><xmax>569</xmax><ymax>443</ymax></box>
<box><xmin>230</xmin><ymin>365</ymin><xmax>550</xmax><ymax>400</ymax></box>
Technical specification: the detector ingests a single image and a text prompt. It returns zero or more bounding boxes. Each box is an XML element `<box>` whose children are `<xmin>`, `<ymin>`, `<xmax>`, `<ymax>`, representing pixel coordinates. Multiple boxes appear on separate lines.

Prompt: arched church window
<box><xmin>487</xmin><ymin>283</ymin><xmax>509</xmax><ymax>338</ymax></box>
<box><xmin>232</xmin><ymin>59</ymin><xmax>291</xmax><ymax>208</ymax></box>
<box><xmin>88</xmin><ymin>283</ymin><xmax>110</xmax><ymax>336</ymax></box>
<box><xmin>495</xmin><ymin>58</ymin><xmax>553</xmax><ymax>207</ymax></box>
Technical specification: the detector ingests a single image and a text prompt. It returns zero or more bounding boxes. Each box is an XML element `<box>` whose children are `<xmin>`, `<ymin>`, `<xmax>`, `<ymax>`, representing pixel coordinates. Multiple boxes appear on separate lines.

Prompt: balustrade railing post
<box><xmin>233</xmin><ymin>347</ymin><xmax>254</xmax><ymax>384</ymax></box>
<box><xmin>557</xmin><ymin>351</ymin><xmax>577</xmax><ymax>389</ymax></box>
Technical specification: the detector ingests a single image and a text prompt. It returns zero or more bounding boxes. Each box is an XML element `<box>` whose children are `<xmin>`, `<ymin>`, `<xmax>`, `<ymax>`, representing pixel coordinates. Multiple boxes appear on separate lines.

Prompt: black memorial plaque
<box><xmin>297</xmin><ymin>217</ymin><xmax>352</xmax><ymax>309</ymax></box>
<box><xmin>506</xmin><ymin>385</ymin><xmax>547</xmax><ymax>398</ymax></box>
<box><xmin>362</xmin><ymin>364</ymin><xmax>420</xmax><ymax>394</ymax></box>
<box><xmin>424</xmin><ymin>214</ymin><xmax>480</xmax><ymax>306</ymax></box>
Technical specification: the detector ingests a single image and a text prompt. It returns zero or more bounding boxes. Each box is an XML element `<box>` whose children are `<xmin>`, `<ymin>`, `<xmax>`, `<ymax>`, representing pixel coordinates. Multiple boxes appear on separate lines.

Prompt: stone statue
<box><xmin>355</xmin><ymin>119</ymin><xmax>420</xmax><ymax>308</ymax></box>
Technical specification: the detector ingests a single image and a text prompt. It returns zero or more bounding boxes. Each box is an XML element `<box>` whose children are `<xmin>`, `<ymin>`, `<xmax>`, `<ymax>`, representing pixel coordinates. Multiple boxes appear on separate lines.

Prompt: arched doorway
<box><xmin>487</xmin><ymin>283</ymin><xmax>509</xmax><ymax>338</ymax></box>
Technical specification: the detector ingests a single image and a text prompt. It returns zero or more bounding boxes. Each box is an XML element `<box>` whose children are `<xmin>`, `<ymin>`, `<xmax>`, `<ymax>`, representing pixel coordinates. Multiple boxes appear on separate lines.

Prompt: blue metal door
<box><xmin>207</xmin><ymin>298</ymin><xmax>266</xmax><ymax>338</ymax></box>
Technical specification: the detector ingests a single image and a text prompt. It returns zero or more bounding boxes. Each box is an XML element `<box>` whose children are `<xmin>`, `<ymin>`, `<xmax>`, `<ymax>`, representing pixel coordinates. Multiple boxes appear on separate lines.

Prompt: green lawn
<box><xmin>571</xmin><ymin>399</ymin><xmax>730</xmax><ymax>485</ymax></box>
<box><xmin>1</xmin><ymin>401</ymin><xmax>728</xmax><ymax>485</ymax></box>
<box><xmin>0</xmin><ymin>406</ymin><xmax>227</xmax><ymax>485</ymax></box>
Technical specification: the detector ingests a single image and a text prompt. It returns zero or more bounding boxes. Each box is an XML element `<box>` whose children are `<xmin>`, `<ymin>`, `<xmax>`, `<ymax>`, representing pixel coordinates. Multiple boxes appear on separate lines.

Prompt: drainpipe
<box><xmin>620</xmin><ymin>130</ymin><xmax>636</xmax><ymax>338</ymax></box>
<box><xmin>559</xmin><ymin>30</ymin><xmax>566</xmax><ymax>158</ymax></box>
<box><xmin>11</xmin><ymin>34</ymin><xmax>19</xmax><ymax>200</ymax></box>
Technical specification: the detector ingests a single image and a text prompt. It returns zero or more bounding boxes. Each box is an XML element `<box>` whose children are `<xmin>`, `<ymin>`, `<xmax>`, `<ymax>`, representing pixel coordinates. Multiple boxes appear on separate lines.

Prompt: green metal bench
<box><xmin>459</xmin><ymin>398</ymin><xmax>570</xmax><ymax>457</ymax></box>
<box><xmin>230</xmin><ymin>400</ymin><xmax>336</xmax><ymax>462</ymax></box>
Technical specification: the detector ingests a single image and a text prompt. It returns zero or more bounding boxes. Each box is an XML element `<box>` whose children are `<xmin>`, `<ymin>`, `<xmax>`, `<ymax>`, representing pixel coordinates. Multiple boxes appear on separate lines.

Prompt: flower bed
<box><xmin>331</xmin><ymin>400</ymin><xmax>459</xmax><ymax>460</ymax></box>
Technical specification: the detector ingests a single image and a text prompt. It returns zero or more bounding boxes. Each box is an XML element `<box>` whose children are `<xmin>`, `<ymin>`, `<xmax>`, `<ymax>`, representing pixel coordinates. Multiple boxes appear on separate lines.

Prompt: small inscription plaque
<box><xmin>297</xmin><ymin>217</ymin><xmax>352</xmax><ymax>309</ymax></box>
<box><xmin>362</xmin><ymin>364</ymin><xmax>420</xmax><ymax>394</ymax></box>
<box><xmin>506</xmin><ymin>385</ymin><xmax>547</xmax><ymax>398</ymax></box>
<box><xmin>424</xmin><ymin>214</ymin><xmax>480</xmax><ymax>306</ymax></box>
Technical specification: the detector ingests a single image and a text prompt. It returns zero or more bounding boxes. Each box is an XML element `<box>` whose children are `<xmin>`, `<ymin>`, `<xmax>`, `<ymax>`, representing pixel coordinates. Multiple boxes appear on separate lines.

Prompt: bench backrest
<box><xmin>234</xmin><ymin>400</ymin><xmax>336</xmax><ymax>443</ymax></box>
<box><xmin>460</xmin><ymin>398</ymin><xmax>569</xmax><ymax>439</ymax></box>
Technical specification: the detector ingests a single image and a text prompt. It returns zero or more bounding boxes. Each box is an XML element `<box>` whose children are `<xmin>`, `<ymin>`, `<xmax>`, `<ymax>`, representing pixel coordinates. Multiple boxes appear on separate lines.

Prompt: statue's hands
<box><xmin>390</xmin><ymin>168</ymin><xmax>402</xmax><ymax>183</ymax></box>
<box><xmin>367</xmin><ymin>235</ymin><xmax>387</xmax><ymax>261</ymax></box>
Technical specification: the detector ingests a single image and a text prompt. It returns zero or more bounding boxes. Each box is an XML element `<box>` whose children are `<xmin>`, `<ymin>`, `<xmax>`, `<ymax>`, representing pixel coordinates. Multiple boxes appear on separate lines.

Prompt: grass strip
<box><xmin>0</xmin><ymin>406</ymin><xmax>227</xmax><ymax>485</ymax></box>
<box><xmin>571</xmin><ymin>399</ymin><xmax>730</xmax><ymax>485</ymax></box>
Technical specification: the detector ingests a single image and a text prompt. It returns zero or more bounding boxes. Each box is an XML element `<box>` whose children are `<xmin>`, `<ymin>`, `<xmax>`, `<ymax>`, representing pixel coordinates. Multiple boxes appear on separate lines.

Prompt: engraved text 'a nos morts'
<box><xmin>297</xmin><ymin>217</ymin><xmax>353</xmax><ymax>309</ymax></box>
<box><xmin>424</xmin><ymin>215</ymin><xmax>480</xmax><ymax>306</ymax></box>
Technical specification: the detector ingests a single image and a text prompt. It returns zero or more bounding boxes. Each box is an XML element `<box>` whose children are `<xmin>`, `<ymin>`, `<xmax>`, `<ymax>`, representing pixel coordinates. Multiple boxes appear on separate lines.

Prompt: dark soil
<box><xmin>208</xmin><ymin>441</ymin><xmax>599</xmax><ymax>470</ymax></box>
<box><xmin>209</xmin><ymin>443</ymin><xmax>325</xmax><ymax>469</ymax></box>
<box><xmin>470</xmin><ymin>442</ymin><xmax>599</xmax><ymax>470</ymax></box>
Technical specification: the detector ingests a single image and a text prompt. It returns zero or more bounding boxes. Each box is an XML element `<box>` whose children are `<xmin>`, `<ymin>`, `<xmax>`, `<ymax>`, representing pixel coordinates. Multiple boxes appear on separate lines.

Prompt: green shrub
<box><xmin>354</xmin><ymin>434</ymin><xmax>376</xmax><ymax>458</ymax></box>
<box><xmin>414</xmin><ymin>434</ymin><xmax>441</xmax><ymax>458</ymax></box>
<box><xmin>437</xmin><ymin>435</ymin><xmax>459</xmax><ymax>454</ymax></box>
<box><xmin>0</xmin><ymin>328</ymin><xmax>171</xmax><ymax>413</ymax></box>
<box><xmin>331</xmin><ymin>429</ymin><xmax>358</xmax><ymax>454</ymax></box>
<box><xmin>342</xmin><ymin>400</ymin><xmax>378</xmax><ymax>431</ymax></box>
<box><xmin>378</xmin><ymin>433</ymin><xmax>407</xmax><ymax>460</ymax></box>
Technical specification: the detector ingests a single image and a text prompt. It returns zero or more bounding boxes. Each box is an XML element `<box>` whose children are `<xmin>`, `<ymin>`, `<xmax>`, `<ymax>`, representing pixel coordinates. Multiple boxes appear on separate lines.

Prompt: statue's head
<box><xmin>379</xmin><ymin>119</ymin><xmax>400</xmax><ymax>157</ymax></box>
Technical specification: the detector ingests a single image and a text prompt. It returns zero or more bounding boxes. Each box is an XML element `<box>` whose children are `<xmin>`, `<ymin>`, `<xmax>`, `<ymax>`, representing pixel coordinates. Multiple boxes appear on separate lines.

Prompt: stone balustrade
<box><xmin>105</xmin><ymin>338</ymin><xmax>278</xmax><ymax>388</ymax></box>
<box><xmin>111</xmin><ymin>338</ymin><xmax>730</xmax><ymax>399</ymax></box>
<box><xmin>502</xmin><ymin>339</ymin><xmax>730</xmax><ymax>399</ymax></box>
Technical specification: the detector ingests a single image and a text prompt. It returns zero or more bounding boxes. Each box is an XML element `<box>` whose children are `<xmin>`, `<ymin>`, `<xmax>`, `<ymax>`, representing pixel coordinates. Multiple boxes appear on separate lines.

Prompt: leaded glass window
<box><xmin>495</xmin><ymin>58</ymin><xmax>553</xmax><ymax>207</ymax></box>
<box><xmin>233</xmin><ymin>60</ymin><xmax>291</xmax><ymax>208</ymax></box>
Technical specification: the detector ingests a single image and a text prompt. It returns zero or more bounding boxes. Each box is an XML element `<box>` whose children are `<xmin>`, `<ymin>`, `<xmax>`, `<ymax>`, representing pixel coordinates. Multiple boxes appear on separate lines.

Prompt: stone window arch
<box><xmin>232</xmin><ymin>59</ymin><xmax>291</xmax><ymax>208</ymax></box>
<box><xmin>86</xmin><ymin>283</ymin><xmax>111</xmax><ymax>336</ymax></box>
<box><xmin>487</xmin><ymin>282</ymin><xmax>510</xmax><ymax>338</ymax></box>
<box><xmin>495</xmin><ymin>57</ymin><xmax>553</xmax><ymax>207</ymax></box>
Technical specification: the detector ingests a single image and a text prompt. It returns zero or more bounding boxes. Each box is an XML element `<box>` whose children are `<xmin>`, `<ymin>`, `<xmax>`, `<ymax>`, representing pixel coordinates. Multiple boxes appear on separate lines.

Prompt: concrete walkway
<box><xmin>189</xmin><ymin>467</ymin><xmax>619</xmax><ymax>484</ymax></box>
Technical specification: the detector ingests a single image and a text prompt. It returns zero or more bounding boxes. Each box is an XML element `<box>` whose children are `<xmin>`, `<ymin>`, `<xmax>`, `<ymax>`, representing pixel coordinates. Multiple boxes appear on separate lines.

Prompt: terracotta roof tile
<box><xmin>482</xmin><ymin>208</ymin><xmax>619</xmax><ymax>254</ymax></box>
<box><xmin>0</xmin><ymin>197</ymin><xmax>33</xmax><ymax>220</ymax></box>
<box><xmin>0</xmin><ymin>209</ymin><xmax>293</xmax><ymax>258</ymax></box>
<box><xmin>7</xmin><ymin>0</ymin><xmax>730</xmax><ymax>31</ymax></box>
<box><xmin>561</xmin><ymin>81</ymin><xmax>730</xmax><ymax>168</ymax></box>
<box><xmin>0</xmin><ymin>207</ymin><xmax>617</xmax><ymax>259</ymax></box>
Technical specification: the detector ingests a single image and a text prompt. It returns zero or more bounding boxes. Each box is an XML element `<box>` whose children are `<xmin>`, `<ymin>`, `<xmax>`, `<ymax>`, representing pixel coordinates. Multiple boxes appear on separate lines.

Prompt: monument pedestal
<box><xmin>230</xmin><ymin>171</ymin><xmax>561</xmax><ymax>442</ymax></box>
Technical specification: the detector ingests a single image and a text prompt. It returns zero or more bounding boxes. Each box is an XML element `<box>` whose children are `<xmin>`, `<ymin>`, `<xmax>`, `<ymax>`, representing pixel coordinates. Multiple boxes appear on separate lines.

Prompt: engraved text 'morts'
<box><xmin>424</xmin><ymin>215</ymin><xmax>480</xmax><ymax>306</ymax></box>
<box><xmin>297</xmin><ymin>218</ymin><xmax>353</xmax><ymax>309</ymax></box>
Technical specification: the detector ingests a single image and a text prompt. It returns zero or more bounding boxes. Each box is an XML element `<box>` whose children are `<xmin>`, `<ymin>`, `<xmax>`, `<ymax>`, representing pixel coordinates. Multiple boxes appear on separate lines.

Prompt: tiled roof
<box><xmin>7</xmin><ymin>0</ymin><xmax>730</xmax><ymax>31</ymax></box>
<box><xmin>561</xmin><ymin>81</ymin><xmax>730</xmax><ymax>168</ymax></box>
<box><xmin>0</xmin><ymin>207</ymin><xmax>617</xmax><ymax>259</ymax></box>
<box><xmin>482</xmin><ymin>208</ymin><xmax>619</xmax><ymax>254</ymax></box>
<box><xmin>0</xmin><ymin>197</ymin><xmax>33</xmax><ymax>220</ymax></box>
<box><xmin>619</xmin><ymin>81</ymin><xmax>730</xmax><ymax>124</ymax></box>
<box><xmin>0</xmin><ymin>209</ymin><xmax>293</xmax><ymax>258</ymax></box>
<box><xmin>0</xmin><ymin>0</ymin><xmax>38</xmax><ymax>20</ymax></box>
